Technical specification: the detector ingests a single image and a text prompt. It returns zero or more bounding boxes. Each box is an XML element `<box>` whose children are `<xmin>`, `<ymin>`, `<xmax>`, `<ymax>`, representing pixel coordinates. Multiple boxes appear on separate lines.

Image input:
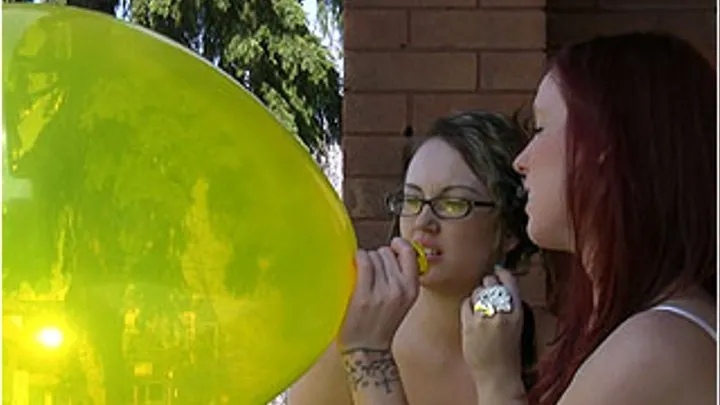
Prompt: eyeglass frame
<box><xmin>384</xmin><ymin>192</ymin><xmax>496</xmax><ymax>220</ymax></box>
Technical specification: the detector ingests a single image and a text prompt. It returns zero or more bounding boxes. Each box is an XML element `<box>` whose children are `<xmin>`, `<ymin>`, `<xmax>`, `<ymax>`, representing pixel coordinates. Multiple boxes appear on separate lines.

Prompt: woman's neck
<box><xmin>656</xmin><ymin>283</ymin><xmax>715</xmax><ymax>310</ymax></box>
<box><xmin>399</xmin><ymin>287</ymin><xmax>468</xmax><ymax>352</ymax></box>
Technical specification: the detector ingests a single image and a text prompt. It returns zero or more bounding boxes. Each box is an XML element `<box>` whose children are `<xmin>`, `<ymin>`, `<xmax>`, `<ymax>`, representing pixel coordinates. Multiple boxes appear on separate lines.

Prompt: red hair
<box><xmin>529</xmin><ymin>32</ymin><xmax>717</xmax><ymax>405</ymax></box>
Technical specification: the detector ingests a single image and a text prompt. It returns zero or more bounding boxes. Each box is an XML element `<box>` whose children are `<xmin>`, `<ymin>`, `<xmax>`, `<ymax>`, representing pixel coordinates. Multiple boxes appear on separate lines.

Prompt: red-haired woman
<box><xmin>335</xmin><ymin>31</ymin><xmax>716</xmax><ymax>405</ymax></box>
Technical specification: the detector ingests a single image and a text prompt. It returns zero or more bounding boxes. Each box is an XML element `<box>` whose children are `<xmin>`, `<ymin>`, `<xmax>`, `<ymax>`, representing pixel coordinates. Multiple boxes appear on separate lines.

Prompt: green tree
<box><xmin>3</xmin><ymin>1</ymin><xmax>342</xmax><ymax>404</ymax></box>
<box><xmin>129</xmin><ymin>0</ymin><xmax>341</xmax><ymax>152</ymax></box>
<box><xmin>4</xmin><ymin>0</ymin><xmax>342</xmax><ymax>153</ymax></box>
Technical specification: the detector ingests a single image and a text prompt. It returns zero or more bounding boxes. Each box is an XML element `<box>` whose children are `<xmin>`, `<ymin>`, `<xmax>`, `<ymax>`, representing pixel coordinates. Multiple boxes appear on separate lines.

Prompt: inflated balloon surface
<box><xmin>2</xmin><ymin>4</ymin><xmax>356</xmax><ymax>404</ymax></box>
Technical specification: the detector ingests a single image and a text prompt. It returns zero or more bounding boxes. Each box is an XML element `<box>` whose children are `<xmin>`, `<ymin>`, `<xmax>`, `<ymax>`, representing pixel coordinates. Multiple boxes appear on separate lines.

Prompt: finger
<box><xmin>482</xmin><ymin>273</ymin><xmax>500</xmax><ymax>287</ymax></box>
<box><xmin>389</xmin><ymin>237</ymin><xmax>418</xmax><ymax>276</ymax></box>
<box><xmin>378</xmin><ymin>247</ymin><xmax>400</xmax><ymax>277</ymax></box>
<box><xmin>354</xmin><ymin>250</ymin><xmax>375</xmax><ymax>295</ymax></box>
<box><xmin>494</xmin><ymin>265</ymin><xmax>522</xmax><ymax>305</ymax></box>
<box><xmin>368</xmin><ymin>250</ymin><xmax>388</xmax><ymax>289</ymax></box>
<box><xmin>378</xmin><ymin>247</ymin><xmax>403</xmax><ymax>294</ymax></box>
<box><xmin>390</xmin><ymin>238</ymin><xmax>420</xmax><ymax>298</ymax></box>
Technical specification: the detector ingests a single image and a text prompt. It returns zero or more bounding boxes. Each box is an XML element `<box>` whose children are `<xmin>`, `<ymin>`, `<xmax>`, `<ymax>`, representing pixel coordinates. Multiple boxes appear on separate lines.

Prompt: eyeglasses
<box><xmin>385</xmin><ymin>193</ymin><xmax>495</xmax><ymax>220</ymax></box>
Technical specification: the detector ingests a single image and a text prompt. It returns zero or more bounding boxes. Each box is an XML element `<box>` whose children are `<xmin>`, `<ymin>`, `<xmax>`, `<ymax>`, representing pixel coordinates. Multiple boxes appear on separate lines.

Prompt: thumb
<box><xmin>494</xmin><ymin>265</ymin><xmax>521</xmax><ymax>308</ymax></box>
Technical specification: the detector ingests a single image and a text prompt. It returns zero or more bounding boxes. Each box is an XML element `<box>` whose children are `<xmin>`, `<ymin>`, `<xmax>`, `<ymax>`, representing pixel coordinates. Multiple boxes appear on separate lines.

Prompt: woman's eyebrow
<box><xmin>439</xmin><ymin>185</ymin><xmax>485</xmax><ymax>196</ymax></box>
<box><xmin>404</xmin><ymin>183</ymin><xmax>487</xmax><ymax>197</ymax></box>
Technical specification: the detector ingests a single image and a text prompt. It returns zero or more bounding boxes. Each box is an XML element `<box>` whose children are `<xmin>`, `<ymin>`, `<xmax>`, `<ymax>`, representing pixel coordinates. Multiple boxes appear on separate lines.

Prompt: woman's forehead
<box><xmin>405</xmin><ymin>139</ymin><xmax>487</xmax><ymax>194</ymax></box>
<box><xmin>534</xmin><ymin>73</ymin><xmax>565</xmax><ymax>120</ymax></box>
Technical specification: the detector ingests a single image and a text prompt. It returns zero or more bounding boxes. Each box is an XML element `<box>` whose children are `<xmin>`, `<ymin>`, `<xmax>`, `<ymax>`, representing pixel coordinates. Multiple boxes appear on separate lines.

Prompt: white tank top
<box><xmin>651</xmin><ymin>304</ymin><xmax>717</xmax><ymax>341</ymax></box>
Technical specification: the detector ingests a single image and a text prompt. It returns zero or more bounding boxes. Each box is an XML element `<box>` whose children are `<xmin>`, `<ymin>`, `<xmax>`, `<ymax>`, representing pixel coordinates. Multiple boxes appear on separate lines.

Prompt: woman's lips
<box><xmin>416</xmin><ymin>243</ymin><xmax>443</xmax><ymax>263</ymax></box>
<box><xmin>424</xmin><ymin>248</ymin><xmax>442</xmax><ymax>258</ymax></box>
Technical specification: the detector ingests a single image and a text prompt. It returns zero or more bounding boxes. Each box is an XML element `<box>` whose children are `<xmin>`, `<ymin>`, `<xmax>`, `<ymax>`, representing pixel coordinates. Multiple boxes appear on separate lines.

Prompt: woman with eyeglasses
<box><xmin>288</xmin><ymin>111</ymin><xmax>556</xmax><ymax>405</ymax></box>
<box><xmin>321</xmin><ymin>32</ymin><xmax>716</xmax><ymax>405</ymax></box>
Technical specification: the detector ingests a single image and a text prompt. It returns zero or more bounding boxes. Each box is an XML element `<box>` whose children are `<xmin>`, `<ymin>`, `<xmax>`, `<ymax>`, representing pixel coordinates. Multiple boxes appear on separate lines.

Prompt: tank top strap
<box><xmin>651</xmin><ymin>304</ymin><xmax>717</xmax><ymax>342</ymax></box>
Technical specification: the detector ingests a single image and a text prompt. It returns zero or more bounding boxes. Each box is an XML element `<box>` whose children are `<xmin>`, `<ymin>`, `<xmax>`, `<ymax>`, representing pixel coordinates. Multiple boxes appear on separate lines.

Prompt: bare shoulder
<box><xmin>287</xmin><ymin>341</ymin><xmax>353</xmax><ymax>405</ymax></box>
<box><xmin>558</xmin><ymin>309</ymin><xmax>717</xmax><ymax>405</ymax></box>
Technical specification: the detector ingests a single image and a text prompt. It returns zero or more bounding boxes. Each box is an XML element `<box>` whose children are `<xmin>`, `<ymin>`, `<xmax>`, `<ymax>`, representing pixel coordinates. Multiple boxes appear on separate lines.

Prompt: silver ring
<box><xmin>471</xmin><ymin>285</ymin><xmax>513</xmax><ymax>317</ymax></box>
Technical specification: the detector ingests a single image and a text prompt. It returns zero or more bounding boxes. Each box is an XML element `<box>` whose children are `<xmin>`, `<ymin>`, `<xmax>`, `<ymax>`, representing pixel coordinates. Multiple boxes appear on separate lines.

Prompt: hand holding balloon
<box><xmin>338</xmin><ymin>238</ymin><xmax>420</xmax><ymax>352</ymax></box>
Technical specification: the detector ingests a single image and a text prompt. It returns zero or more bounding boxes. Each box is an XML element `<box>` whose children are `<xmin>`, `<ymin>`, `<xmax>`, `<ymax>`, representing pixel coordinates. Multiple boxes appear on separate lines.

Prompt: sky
<box><xmin>303</xmin><ymin>0</ymin><xmax>317</xmax><ymax>25</ymax></box>
<box><xmin>302</xmin><ymin>0</ymin><xmax>343</xmax><ymax>74</ymax></box>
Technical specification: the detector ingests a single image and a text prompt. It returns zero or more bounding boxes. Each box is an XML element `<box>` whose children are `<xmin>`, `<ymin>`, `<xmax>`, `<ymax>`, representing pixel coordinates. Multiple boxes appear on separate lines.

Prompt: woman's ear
<box><xmin>503</xmin><ymin>232</ymin><xmax>520</xmax><ymax>255</ymax></box>
<box><xmin>494</xmin><ymin>229</ymin><xmax>520</xmax><ymax>268</ymax></box>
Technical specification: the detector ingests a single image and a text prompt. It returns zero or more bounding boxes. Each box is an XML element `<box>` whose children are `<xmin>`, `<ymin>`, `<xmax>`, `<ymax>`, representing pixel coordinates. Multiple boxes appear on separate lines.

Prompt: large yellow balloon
<box><xmin>2</xmin><ymin>4</ymin><xmax>356</xmax><ymax>405</ymax></box>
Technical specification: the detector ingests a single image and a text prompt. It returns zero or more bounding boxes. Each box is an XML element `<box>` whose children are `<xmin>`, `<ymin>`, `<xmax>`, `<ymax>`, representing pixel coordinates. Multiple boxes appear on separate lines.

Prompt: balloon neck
<box><xmin>410</xmin><ymin>241</ymin><xmax>429</xmax><ymax>275</ymax></box>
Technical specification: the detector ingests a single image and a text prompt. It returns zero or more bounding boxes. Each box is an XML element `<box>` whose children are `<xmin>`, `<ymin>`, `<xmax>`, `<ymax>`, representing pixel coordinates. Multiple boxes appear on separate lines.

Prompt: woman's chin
<box><xmin>419</xmin><ymin>267</ymin><xmax>439</xmax><ymax>283</ymax></box>
<box><xmin>418</xmin><ymin>265</ymin><xmax>456</xmax><ymax>287</ymax></box>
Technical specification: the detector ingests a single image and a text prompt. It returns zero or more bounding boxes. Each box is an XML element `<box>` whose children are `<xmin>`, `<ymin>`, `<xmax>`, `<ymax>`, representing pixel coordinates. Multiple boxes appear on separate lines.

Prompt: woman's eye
<box><xmin>402</xmin><ymin>196</ymin><xmax>423</xmax><ymax>208</ymax></box>
<box><xmin>438</xmin><ymin>199</ymin><xmax>467</xmax><ymax>213</ymax></box>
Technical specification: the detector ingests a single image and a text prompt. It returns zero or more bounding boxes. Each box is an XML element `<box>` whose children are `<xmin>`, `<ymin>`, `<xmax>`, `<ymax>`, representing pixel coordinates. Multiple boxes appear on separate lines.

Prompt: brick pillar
<box><xmin>343</xmin><ymin>0</ymin><xmax>547</xmax><ymax>250</ymax></box>
<box><xmin>547</xmin><ymin>0</ymin><xmax>717</xmax><ymax>62</ymax></box>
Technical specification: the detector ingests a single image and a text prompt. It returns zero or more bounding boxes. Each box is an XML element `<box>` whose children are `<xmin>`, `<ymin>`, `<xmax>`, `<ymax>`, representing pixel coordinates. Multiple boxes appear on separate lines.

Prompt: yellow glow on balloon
<box><xmin>35</xmin><ymin>326</ymin><xmax>64</xmax><ymax>349</ymax></box>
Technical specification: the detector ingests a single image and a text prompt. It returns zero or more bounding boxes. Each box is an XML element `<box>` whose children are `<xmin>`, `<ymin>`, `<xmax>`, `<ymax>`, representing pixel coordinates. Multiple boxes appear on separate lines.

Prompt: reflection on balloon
<box><xmin>36</xmin><ymin>326</ymin><xmax>65</xmax><ymax>349</ymax></box>
<box><xmin>2</xmin><ymin>4</ymin><xmax>356</xmax><ymax>405</ymax></box>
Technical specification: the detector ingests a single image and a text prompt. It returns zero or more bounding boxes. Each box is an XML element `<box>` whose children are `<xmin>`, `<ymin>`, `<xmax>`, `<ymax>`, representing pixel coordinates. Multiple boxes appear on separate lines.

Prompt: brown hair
<box><xmin>388</xmin><ymin>110</ymin><xmax>537</xmax><ymax>269</ymax></box>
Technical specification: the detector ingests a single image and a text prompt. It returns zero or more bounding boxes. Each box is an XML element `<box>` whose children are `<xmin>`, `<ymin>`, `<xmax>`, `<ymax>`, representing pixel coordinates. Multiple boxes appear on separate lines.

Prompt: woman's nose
<box><xmin>413</xmin><ymin>203</ymin><xmax>439</xmax><ymax>233</ymax></box>
<box><xmin>513</xmin><ymin>147</ymin><xmax>529</xmax><ymax>175</ymax></box>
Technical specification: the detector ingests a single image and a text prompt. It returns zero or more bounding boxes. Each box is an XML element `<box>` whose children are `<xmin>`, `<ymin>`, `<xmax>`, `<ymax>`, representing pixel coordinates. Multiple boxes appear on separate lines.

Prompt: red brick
<box><xmin>343</xmin><ymin>177</ymin><xmax>401</xmax><ymax>219</ymax></box>
<box><xmin>547</xmin><ymin>12</ymin><xmax>658</xmax><ymax>49</ymax></box>
<box><xmin>656</xmin><ymin>11</ymin><xmax>717</xmax><ymax>54</ymax></box>
<box><xmin>480</xmin><ymin>0</ymin><xmax>545</xmax><ymax>6</ymax></box>
<box><xmin>412</xmin><ymin>93</ymin><xmax>533</xmax><ymax>134</ymax></box>
<box><xmin>343</xmin><ymin>136</ymin><xmax>409</xmax><ymax>177</ymax></box>
<box><xmin>548</xmin><ymin>10</ymin><xmax>717</xmax><ymax>54</ymax></box>
<box><xmin>598</xmin><ymin>0</ymin><xmax>714</xmax><ymax>9</ymax></box>
<box><xmin>345</xmin><ymin>52</ymin><xmax>477</xmax><ymax>91</ymax></box>
<box><xmin>410</xmin><ymin>10</ymin><xmax>545</xmax><ymax>49</ymax></box>
<box><xmin>345</xmin><ymin>10</ymin><xmax>408</xmax><ymax>50</ymax></box>
<box><xmin>346</xmin><ymin>0</ymin><xmax>475</xmax><ymax>8</ymax></box>
<box><xmin>343</xmin><ymin>93</ymin><xmax>408</xmax><ymax>133</ymax></box>
<box><xmin>480</xmin><ymin>52</ymin><xmax>546</xmax><ymax>90</ymax></box>
<box><xmin>546</xmin><ymin>0</ymin><xmax>595</xmax><ymax>9</ymax></box>
<box><xmin>352</xmin><ymin>219</ymin><xmax>393</xmax><ymax>249</ymax></box>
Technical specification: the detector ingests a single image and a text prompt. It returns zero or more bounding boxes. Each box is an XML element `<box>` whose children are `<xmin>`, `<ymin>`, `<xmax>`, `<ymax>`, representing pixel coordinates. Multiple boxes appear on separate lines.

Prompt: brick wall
<box><xmin>343</xmin><ymin>0</ymin><xmax>547</xmax><ymax>250</ymax></box>
<box><xmin>342</xmin><ymin>0</ymin><xmax>716</xmax><ymax>306</ymax></box>
<box><xmin>547</xmin><ymin>0</ymin><xmax>717</xmax><ymax>61</ymax></box>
